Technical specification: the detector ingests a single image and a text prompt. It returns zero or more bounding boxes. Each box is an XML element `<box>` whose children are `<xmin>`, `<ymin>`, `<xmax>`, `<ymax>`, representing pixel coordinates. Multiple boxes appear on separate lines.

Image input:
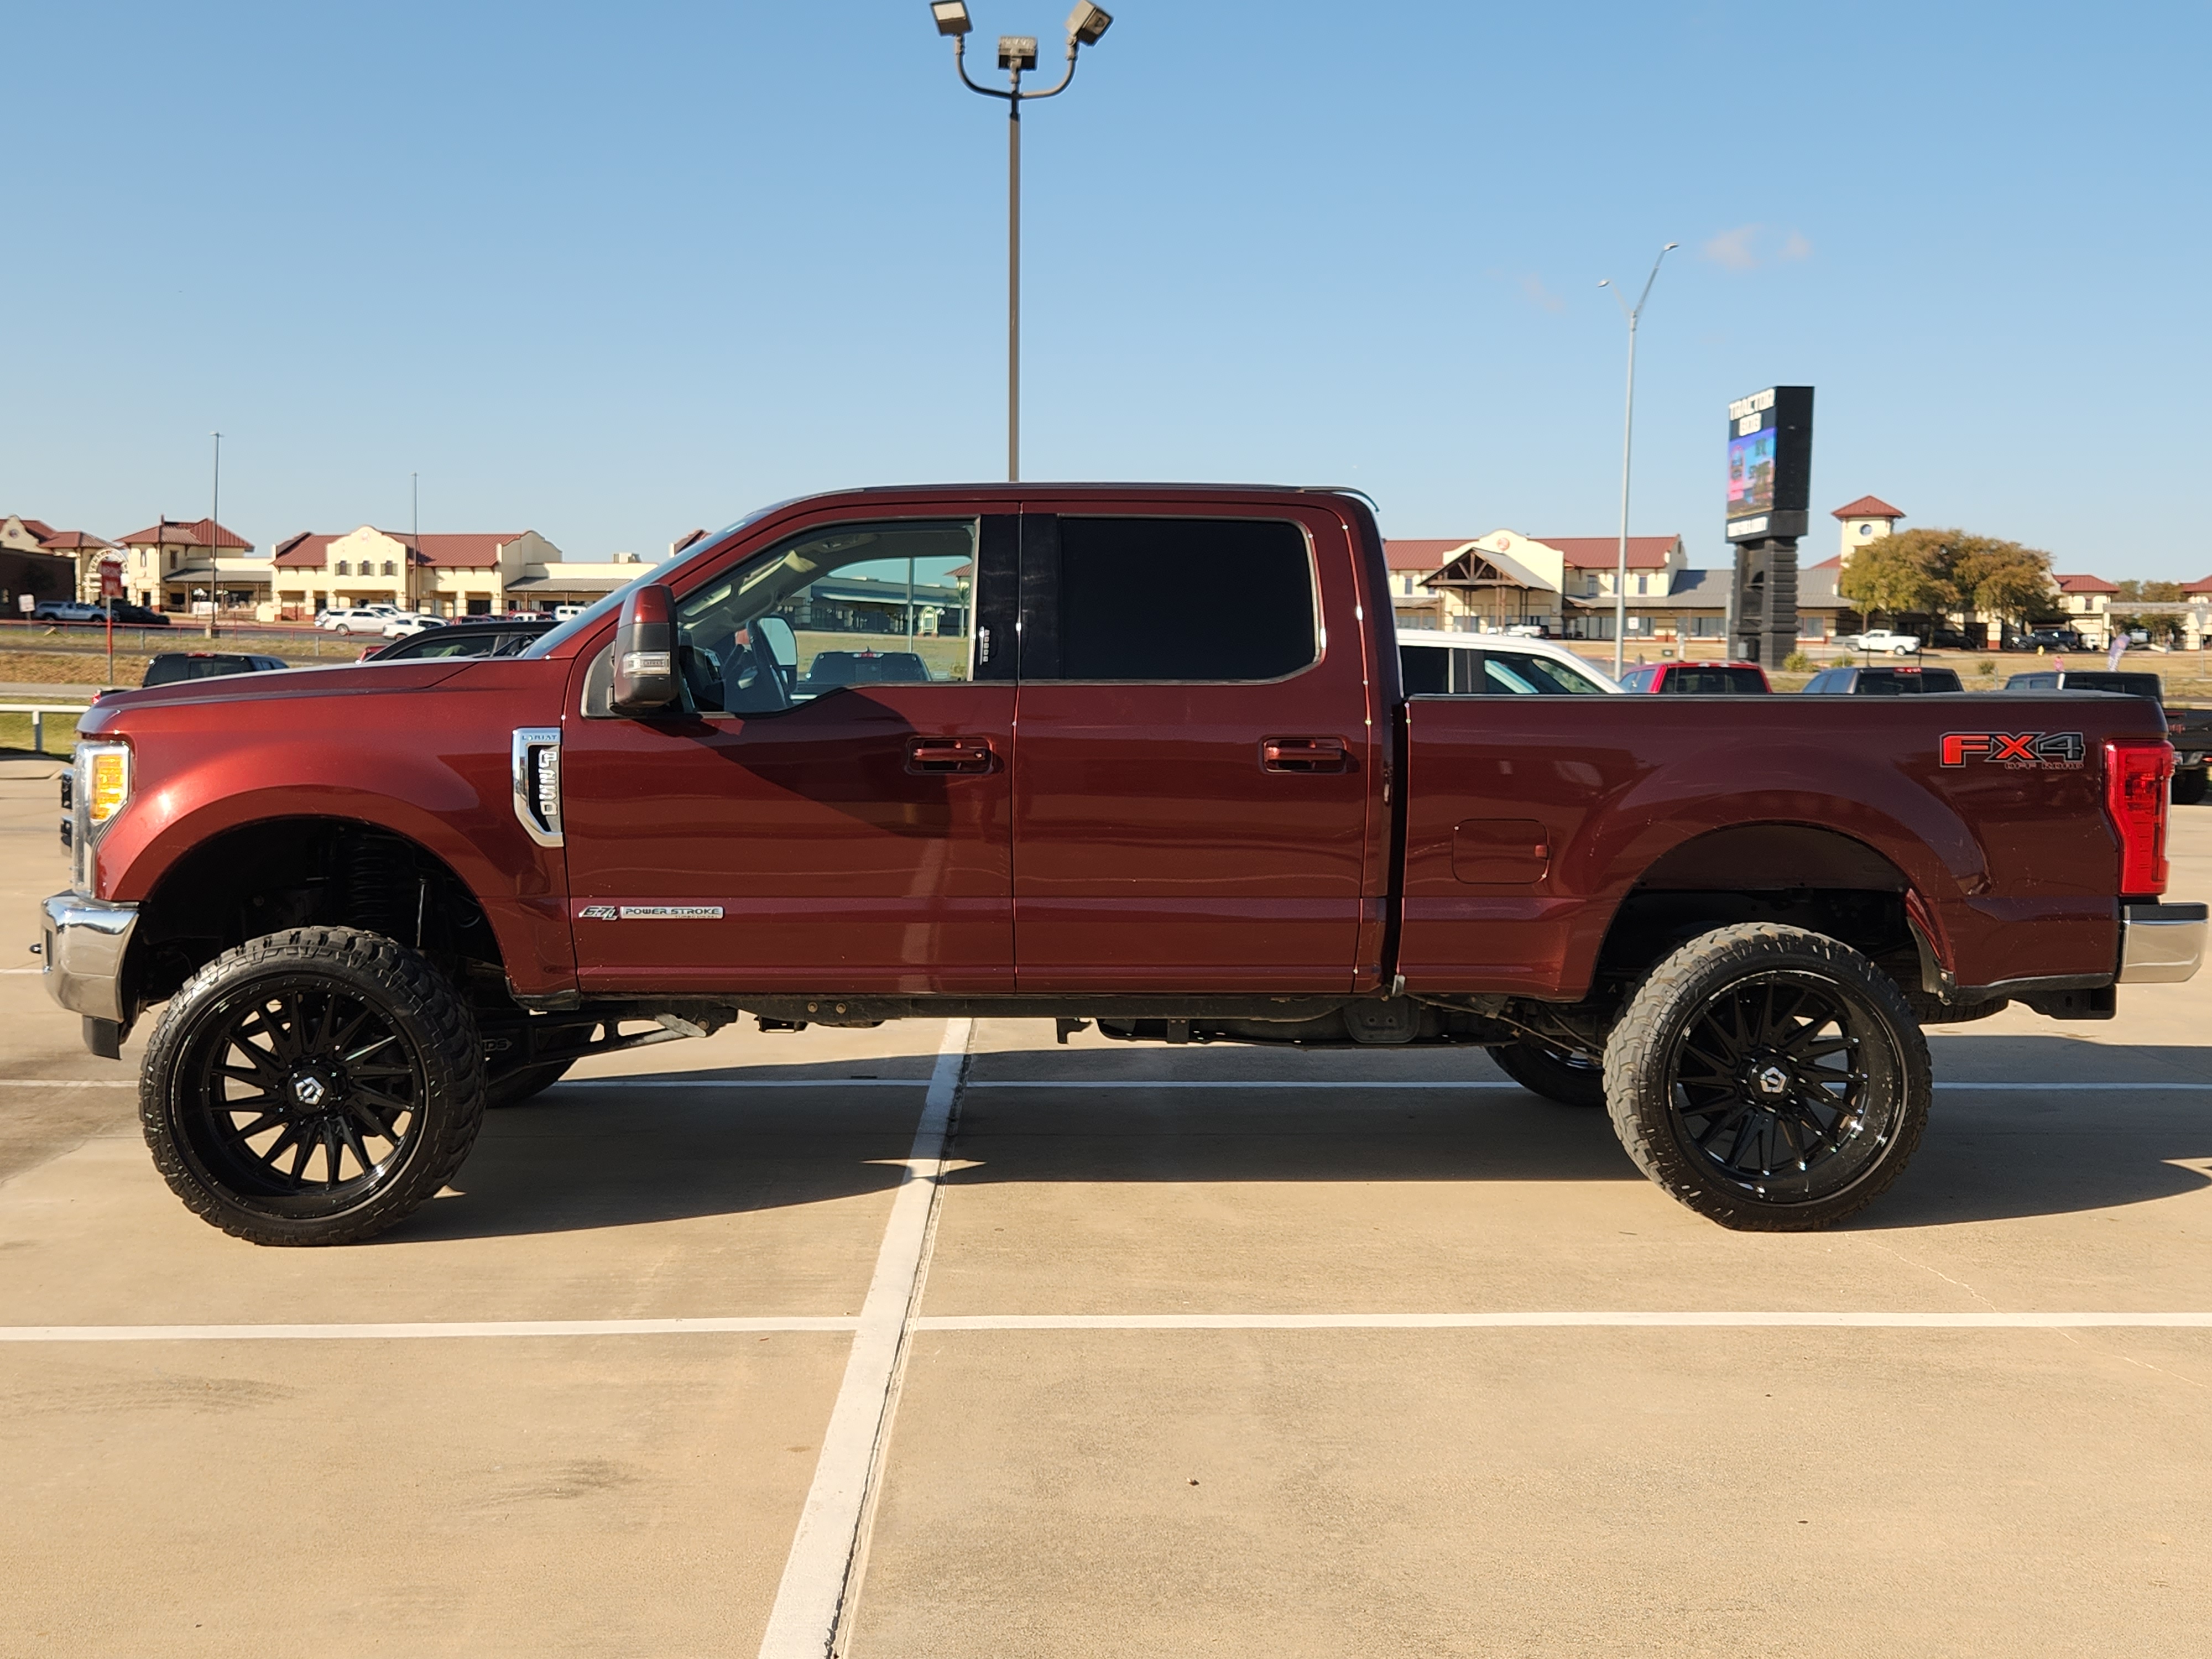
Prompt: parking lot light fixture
<box><xmin>929</xmin><ymin>3</ymin><xmax>1114</xmax><ymax>481</ymax></box>
<box><xmin>1067</xmin><ymin>2</ymin><xmax>1112</xmax><ymax>44</ymax></box>
<box><xmin>1597</xmin><ymin>242</ymin><xmax>1678</xmax><ymax>681</ymax></box>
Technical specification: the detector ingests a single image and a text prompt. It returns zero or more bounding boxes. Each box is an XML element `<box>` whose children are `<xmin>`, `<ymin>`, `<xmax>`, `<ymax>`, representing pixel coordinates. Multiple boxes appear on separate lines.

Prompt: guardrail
<box><xmin>0</xmin><ymin>702</ymin><xmax>92</xmax><ymax>756</ymax></box>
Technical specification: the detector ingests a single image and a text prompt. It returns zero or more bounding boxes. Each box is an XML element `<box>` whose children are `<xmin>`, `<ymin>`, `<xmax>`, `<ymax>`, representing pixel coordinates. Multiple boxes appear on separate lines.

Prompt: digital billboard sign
<box><xmin>1724</xmin><ymin>385</ymin><xmax>1813</xmax><ymax>542</ymax></box>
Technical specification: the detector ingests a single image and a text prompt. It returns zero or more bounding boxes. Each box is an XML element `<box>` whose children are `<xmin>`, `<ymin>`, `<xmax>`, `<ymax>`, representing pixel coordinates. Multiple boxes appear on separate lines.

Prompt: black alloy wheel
<box><xmin>1604</xmin><ymin>924</ymin><xmax>1931</xmax><ymax>1230</ymax></box>
<box><xmin>141</xmin><ymin>928</ymin><xmax>487</xmax><ymax>1245</ymax></box>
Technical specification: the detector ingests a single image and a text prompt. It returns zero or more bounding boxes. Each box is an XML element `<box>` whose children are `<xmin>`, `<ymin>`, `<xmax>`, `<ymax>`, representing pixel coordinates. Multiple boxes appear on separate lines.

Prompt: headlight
<box><xmin>80</xmin><ymin>742</ymin><xmax>131</xmax><ymax>829</ymax></box>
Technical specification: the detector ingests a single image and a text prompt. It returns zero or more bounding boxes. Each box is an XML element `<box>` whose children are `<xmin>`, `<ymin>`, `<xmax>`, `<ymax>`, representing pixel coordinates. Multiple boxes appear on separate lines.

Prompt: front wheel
<box><xmin>139</xmin><ymin>927</ymin><xmax>487</xmax><ymax>1245</ymax></box>
<box><xmin>1603</xmin><ymin>924</ymin><xmax>1931</xmax><ymax>1230</ymax></box>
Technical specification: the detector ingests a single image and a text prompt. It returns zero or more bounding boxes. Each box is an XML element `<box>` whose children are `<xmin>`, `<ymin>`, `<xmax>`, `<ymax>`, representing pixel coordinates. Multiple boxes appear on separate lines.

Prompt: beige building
<box><xmin>115</xmin><ymin>519</ymin><xmax>262</xmax><ymax>613</ymax></box>
<box><xmin>1832</xmin><ymin>494</ymin><xmax>1904</xmax><ymax>561</ymax></box>
<box><xmin>268</xmin><ymin>526</ymin><xmax>656</xmax><ymax>619</ymax></box>
<box><xmin>2</xmin><ymin>515</ymin><xmax>122</xmax><ymax>602</ymax></box>
<box><xmin>1383</xmin><ymin>531</ymin><xmax>1691</xmax><ymax>640</ymax></box>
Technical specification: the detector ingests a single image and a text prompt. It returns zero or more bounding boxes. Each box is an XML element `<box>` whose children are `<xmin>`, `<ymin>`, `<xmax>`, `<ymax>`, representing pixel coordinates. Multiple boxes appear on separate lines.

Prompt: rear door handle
<box><xmin>907</xmin><ymin>737</ymin><xmax>996</xmax><ymax>775</ymax></box>
<box><xmin>1261</xmin><ymin>737</ymin><xmax>1352</xmax><ymax>774</ymax></box>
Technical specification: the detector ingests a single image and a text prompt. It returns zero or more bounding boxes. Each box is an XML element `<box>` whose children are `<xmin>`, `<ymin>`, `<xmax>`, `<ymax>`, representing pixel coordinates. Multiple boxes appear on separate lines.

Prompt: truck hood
<box><xmin>86</xmin><ymin>660</ymin><xmax>475</xmax><ymax>719</ymax></box>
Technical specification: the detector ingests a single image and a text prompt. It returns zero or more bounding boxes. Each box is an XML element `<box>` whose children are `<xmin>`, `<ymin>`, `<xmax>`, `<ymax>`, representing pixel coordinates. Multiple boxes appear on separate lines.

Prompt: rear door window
<box><xmin>1036</xmin><ymin>518</ymin><xmax>1316</xmax><ymax>682</ymax></box>
<box><xmin>1669</xmin><ymin>667</ymin><xmax>1766</xmax><ymax>693</ymax></box>
<box><xmin>1400</xmin><ymin>644</ymin><xmax>1450</xmax><ymax>696</ymax></box>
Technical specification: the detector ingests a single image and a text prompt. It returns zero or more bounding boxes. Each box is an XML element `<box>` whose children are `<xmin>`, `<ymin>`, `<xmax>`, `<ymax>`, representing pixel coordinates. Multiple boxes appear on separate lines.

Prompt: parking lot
<box><xmin>3</xmin><ymin>750</ymin><xmax>2209</xmax><ymax>1657</ymax></box>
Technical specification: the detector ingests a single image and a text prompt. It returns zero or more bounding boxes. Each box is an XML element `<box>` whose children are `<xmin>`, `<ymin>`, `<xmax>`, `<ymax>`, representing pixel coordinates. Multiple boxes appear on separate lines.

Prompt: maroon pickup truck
<box><xmin>39</xmin><ymin>485</ymin><xmax>2206</xmax><ymax>1244</ymax></box>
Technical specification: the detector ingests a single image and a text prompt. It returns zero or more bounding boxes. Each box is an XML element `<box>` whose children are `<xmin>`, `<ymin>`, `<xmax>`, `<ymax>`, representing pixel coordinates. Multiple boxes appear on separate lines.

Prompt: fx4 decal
<box><xmin>1940</xmin><ymin>731</ymin><xmax>2086</xmax><ymax>770</ymax></box>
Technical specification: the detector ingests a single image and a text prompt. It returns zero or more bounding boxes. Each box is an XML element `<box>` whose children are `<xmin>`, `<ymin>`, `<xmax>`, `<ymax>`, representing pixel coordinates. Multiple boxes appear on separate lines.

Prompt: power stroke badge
<box><xmin>1940</xmin><ymin>732</ymin><xmax>2086</xmax><ymax>770</ymax></box>
<box><xmin>576</xmin><ymin>905</ymin><xmax>725</xmax><ymax>920</ymax></box>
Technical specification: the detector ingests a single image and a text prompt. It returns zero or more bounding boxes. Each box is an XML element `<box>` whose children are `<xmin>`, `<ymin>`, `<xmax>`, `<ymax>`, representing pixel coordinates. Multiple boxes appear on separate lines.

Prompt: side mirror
<box><xmin>609</xmin><ymin>583</ymin><xmax>680</xmax><ymax>714</ymax></box>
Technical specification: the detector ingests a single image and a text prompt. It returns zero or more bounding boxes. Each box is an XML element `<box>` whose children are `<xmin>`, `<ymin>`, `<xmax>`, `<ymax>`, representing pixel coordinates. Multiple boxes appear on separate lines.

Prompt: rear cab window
<box><xmin>1042</xmin><ymin>518</ymin><xmax>1316</xmax><ymax>681</ymax></box>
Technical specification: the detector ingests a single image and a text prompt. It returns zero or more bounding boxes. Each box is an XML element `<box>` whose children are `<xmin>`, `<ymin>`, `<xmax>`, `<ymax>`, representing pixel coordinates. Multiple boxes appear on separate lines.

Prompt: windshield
<box><xmin>521</xmin><ymin>502</ymin><xmax>789</xmax><ymax>658</ymax></box>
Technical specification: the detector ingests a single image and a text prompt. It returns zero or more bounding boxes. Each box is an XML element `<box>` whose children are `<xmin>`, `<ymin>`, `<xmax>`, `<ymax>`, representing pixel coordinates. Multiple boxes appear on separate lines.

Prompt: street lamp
<box><xmin>930</xmin><ymin>2</ymin><xmax>1114</xmax><ymax>482</ymax></box>
<box><xmin>1597</xmin><ymin>242</ymin><xmax>1677</xmax><ymax>681</ymax></box>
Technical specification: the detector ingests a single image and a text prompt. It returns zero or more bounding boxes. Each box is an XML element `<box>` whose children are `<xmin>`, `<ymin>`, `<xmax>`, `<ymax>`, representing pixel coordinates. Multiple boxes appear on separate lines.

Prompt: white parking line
<box><xmin>0</xmin><ymin>1317</ymin><xmax>860</xmax><ymax>1343</ymax></box>
<box><xmin>912</xmin><ymin>1312</ymin><xmax>2212</xmax><ymax>1331</ymax></box>
<box><xmin>3</xmin><ymin>1311</ymin><xmax>2206</xmax><ymax>1344</ymax></box>
<box><xmin>756</xmin><ymin>1019</ymin><xmax>972</xmax><ymax>1659</ymax></box>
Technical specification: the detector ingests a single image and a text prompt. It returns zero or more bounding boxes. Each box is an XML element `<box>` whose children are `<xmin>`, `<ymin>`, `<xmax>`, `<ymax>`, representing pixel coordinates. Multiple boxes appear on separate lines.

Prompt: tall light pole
<box><xmin>1597</xmin><ymin>242</ymin><xmax>1677</xmax><ymax>680</ymax></box>
<box><xmin>930</xmin><ymin>1</ymin><xmax>1114</xmax><ymax>482</ymax></box>
<box><xmin>206</xmin><ymin>431</ymin><xmax>221</xmax><ymax>640</ymax></box>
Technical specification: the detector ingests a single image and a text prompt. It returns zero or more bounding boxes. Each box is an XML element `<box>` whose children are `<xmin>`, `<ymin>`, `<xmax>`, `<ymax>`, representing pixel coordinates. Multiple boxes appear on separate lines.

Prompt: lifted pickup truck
<box><xmin>40</xmin><ymin>485</ymin><xmax>2207</xmax><ymax>1243</ymax></box>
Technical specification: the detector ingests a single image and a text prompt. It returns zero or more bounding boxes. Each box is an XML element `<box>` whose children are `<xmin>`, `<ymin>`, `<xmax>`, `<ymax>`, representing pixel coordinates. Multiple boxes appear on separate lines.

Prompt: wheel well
<box><xmin>129</xmin><ymin>818</ymin><xmax>507</xmax><ymax>1009</ymax></box>
<box><xmin>1596</xmin><ymin>825</ymin><xmax>1919</xmax><ymax>998</ymax></box>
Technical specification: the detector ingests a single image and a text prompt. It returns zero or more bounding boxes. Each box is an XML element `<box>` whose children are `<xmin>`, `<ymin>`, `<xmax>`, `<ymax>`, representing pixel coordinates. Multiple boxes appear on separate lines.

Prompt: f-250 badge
<box><xmin>576</xmin><ymin>905</ymin><xmax>724</xmax><ymax>920</ymax></box>
<box><xmin>1940</xmin><ymin>731</ymin><xmax>2086</xmax><ymax>770</ymax></box>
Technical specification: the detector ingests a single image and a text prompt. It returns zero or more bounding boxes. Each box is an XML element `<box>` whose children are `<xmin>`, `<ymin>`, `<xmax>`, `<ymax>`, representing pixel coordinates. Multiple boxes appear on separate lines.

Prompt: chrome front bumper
<box><xmin>39</xmin><ymin>891</ymin><xmax>138</xmax><ymax>1025</ymax></box>
<box><xmin>2118</xmin><ymin>902</ymin><xmax>2207</xmax><ymax>985</ymax></box>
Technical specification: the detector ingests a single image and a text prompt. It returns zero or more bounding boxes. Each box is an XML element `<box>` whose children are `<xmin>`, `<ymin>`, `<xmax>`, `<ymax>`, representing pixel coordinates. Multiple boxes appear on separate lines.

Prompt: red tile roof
<box><xmin>1830</xmin><ymin>495</ymin><xmax>1904</xmax><ymax>521</ymax></box>
<box><xmin>2053</xmin><ymin>573</ymin><xmax>2119</xmax><ymax>594</ymax></box>
<box><xmin>269</xmin><ymin>530</ymin><xmax>529</xmax><ymax>570</ymax></box>
<box><xmin>1538</xmin><ymin>535</ymin><xmax>1679</xmax><ymax>570</ymax></box>
<box><xmin>1807</xmin><ymin>554</ymin><xmax>1843</xmax><ymax>570</ymax></box>
<box><xmin>117</xmin><ymin>517</ymin><xmax>253</xmax><ymax>551</ymax></box>
<box><xmin>12</xmin><ymin>517</ymin><xmax>59</xmax><ymax>540</ymax></box>
<box><xmin>272</xmin><ymin>533</ymin><xmax>341</xmax><ymax>568</ymax></box>
<box><xmin>1383</xmin><ymin>538</ymin><xmax>1473</xmax><ymax>572</ymax></box>
<box><xmin>2184</xmin><ymin>575</ymin><xmax>2212</xmax><ymax>596</ymax></box>
<box><xmin>38</xmin><ymin>529</ymin><xmax>116</xmax><ymax>551</ymax></box>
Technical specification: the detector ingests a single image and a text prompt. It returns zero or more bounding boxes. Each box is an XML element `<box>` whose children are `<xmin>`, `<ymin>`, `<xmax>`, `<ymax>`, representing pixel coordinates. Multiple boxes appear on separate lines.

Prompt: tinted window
<box><xmin>2063</xmin><ymin>672</ymin><xmax>2162</xmax><ymax>700</ymax></box>
<box><xmin>1055</xmin><ymin>518</ymin><xmax>1314</xmax><ymax>681</ymax></box>
<box><xmin>1915</xmin><ymin>669</ymin><xmax>1964</xmax><ymax>692</ymax></box>
<box><xmin>1668</xmin><ymin>667</ymin><xmax>1766</xmax><ymax>694</ymax></box>
<box><xmin>144</xmin><ymin>655</ymin><xmax>259</xmax><ymax>686</ymax></box>
<box><xmin>1618</xmin><ymin>666</ymin><xmax>1656</xmax><ymax>692</ymax></box>
<box><xmin>1480</xmin><ymin>653</ymin><xmax>1608</xmax><ymax>695</ymax></box>
<box><xmin>1400</xmin><ymin>645</ymin><xmax>1450</xmax><ymax>696</ymax></box>
<box><xmin>2004</xmin><ymin>674</ymin><xmax>2058</xmax><ymax>690</ymax></box>
<box><xmin>1853</xmin><ymin>672</ymin><xmax>1908</xmax><ymax>695</ymax></box>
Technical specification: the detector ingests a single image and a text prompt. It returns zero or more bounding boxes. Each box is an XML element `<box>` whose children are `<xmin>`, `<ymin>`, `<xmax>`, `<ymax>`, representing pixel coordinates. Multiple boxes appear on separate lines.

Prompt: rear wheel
<box><xmin>1604</xmin><ymin>924</ymin><xmax>1930</xmax><ymax>1230</ymax></box>
<box><xmin>140</xmin><ymin>927</ymin><xmax>486</xmax><ymax>1245</ymax></box>
<box><xmin>1491</xmin><ymin>1038</ymin><xmax>1607</xmax><ymax>1108</ymax></box>
<box><xmin>2174</xmin><ymin>769</ymin><xmax>2207</xmax><ymax>806</ymax></box>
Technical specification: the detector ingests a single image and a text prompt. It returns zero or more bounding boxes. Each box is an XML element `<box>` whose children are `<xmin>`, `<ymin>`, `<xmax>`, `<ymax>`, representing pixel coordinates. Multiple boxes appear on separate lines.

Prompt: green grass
<box><xmin>0</xmin><ymin>709</ymin><xmax>81</xmax><ymax>759</ymax></box>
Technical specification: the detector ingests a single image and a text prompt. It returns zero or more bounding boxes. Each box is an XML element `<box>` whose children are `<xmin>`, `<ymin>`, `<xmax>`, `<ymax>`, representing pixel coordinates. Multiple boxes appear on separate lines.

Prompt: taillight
<box><xmin>2104</xmin><ymin>741</ymin><xmax>2173</xmax><ymax>896</ymax></box>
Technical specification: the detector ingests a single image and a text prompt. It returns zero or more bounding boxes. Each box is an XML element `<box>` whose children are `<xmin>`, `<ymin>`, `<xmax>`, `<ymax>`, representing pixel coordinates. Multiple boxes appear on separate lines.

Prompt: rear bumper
<box><xmin>2117</xmin><ymin>902</ymin><xmax>2206</xmax><ymax>985</ymax></box>
<box><xmin>39</xmin><ymin>892</ymin><xmax>137</xmax><ymax>1024</ymax></box>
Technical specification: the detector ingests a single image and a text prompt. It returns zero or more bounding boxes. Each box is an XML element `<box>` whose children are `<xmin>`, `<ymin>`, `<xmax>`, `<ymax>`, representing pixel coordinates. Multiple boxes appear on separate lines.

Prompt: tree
<box><xmin>1837</xmin><ymin>530</ymin><xmax>1957</xmax><ymax>620</ymax></box>
<box><xmin>1840</xmin><ymin>528</ymin><xmax>2053</xmax><ymax>635</ymax></box>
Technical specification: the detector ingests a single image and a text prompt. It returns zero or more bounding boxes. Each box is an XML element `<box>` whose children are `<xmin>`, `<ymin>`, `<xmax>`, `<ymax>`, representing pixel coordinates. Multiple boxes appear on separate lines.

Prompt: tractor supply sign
<box><xmin>1725</xmin><ymin>385</ymin><xmax>1815</xmax><ymax>542</ymax></box>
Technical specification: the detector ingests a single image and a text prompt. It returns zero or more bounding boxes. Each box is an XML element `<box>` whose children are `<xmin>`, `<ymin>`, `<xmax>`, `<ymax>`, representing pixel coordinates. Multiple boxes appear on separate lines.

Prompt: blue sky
<box><xmin>5</xmin><ymin>1</ymin><xmax>2207</xmax><ymax>577</ymax></box>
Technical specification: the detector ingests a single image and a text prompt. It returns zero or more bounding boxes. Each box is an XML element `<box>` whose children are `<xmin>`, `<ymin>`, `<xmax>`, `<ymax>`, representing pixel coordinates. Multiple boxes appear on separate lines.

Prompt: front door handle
<box><xmin>1261</xmin><ymin>737</ymin><xmax>1352</xmax><ymax>774</ymax></box>
<box><xmin>907</xmin><ymin>737</ymin><xmax>996</xmax><ymax>775</ymax></box>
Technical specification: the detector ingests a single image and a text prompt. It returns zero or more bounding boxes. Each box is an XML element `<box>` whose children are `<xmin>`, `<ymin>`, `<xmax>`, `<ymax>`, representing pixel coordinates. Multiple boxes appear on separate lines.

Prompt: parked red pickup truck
<box><xmin>40</xmin><ymin>485</ymin><xmax>2206</xmax><ymax>1244</ymax></box>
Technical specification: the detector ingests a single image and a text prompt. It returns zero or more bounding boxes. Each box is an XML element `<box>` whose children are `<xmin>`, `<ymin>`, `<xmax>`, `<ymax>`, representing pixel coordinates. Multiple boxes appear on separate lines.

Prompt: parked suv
<box><xmin>1616</xmin><ymin>661</ymin><xmax>1770</xmax><ymax>694</ymax></box>
<box><xmin>30</xmin><ymin>601</ymin><xmax>109</xmax><ymax>624</ymax></box>
<box><xmin>1802</xmin><ymin>665</ymin><xmax>1965</xmax><ymax>695</ymax></box>
<box><xmin>1396</xmin><ymin>629</ymin><xmax>1619</xmax><ymax>696</ymax></box>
